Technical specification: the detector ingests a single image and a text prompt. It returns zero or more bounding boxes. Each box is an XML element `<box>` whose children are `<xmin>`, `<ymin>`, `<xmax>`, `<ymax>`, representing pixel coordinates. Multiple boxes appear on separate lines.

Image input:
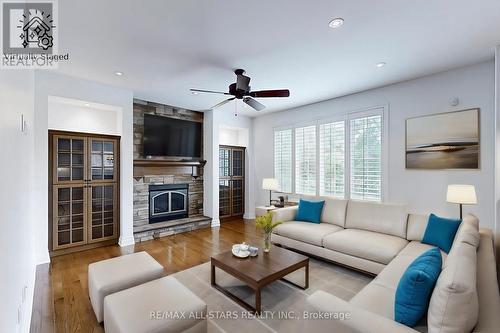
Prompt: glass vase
<box><xmin>264</xmin><ymin>232</ymin><xmax>271</xmax><ymax>252</ymax></box>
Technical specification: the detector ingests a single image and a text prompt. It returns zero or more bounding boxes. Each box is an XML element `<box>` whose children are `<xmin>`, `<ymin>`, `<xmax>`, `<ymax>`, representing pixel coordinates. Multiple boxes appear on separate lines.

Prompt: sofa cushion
<box><xmin>349</xmin><ymin>242</ymin><xmax>443</xmax><ymax>322</ymax></box>
<box><xmin>323</xmin><ymin>229</ymin><xmax>408</xmax><ymax>265</ymax></box>
<box><xmin>422</xmin><ymin>214</ymin><xmax>461</xmax><ymax>253</ymax></box>
<box><xmin>302</xmin><ymin>195</ymin><xmax>348</xmax><ymax>227</ymax></box>
<box><xmin>444</xmin><ymin>214</ymin><xmax>479</xmax><ymax>269</ymax></box>
<box><xmin>406</xmin><ymin>214</ymin><xmax>429</xmax><ymax>241</ymax></box>
<box><xmin>345</xmin><ymin>200</ymin><xmax>408</xmax><ymax>238</ymax></box>
<box><xmin>272</xmin><ymin>221</ymin><xmax>342</xmax><ymax>246</ymax></box>
<box><xmin>375</xmin><ymin>241</ymin><xmax>446</xmax><ymax>290</ymax></box>
<box><xmin>427</xmin><ymin>242</ymin><xmax>478</xmax><ymax>333</ymax></box>
<box><xmin>350</xmin><ymin>282</ymin><xmax>396</xmax><ymax>319</ymax></box>
<box><xmin>295</xmin><ymin>199</ymin><xmax>325</xmax><ymax>223</ymax></box>
<box><xmin>395</xmin><ymin>248</ymin><xmax>442</xmax><ymax>327</ymax></box>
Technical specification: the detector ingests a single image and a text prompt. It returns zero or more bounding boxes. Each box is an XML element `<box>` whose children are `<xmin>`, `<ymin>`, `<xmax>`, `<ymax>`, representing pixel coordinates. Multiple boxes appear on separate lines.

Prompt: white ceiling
<box><xmin>56</xmin><ymin>0</ymin><xmax>500</xmax><ymax>117</ymax></box>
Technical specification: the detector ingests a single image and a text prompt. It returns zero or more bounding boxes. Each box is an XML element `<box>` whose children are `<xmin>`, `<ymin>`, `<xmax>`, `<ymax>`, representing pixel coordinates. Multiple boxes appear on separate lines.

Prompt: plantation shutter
<box><xmin>295</xmin><ymin>125</ymin><xmax>317</xmax><ymax>195</ymax></box>
<box><xmin>349</xmin><ymin>114</ymin><xmax>382</xmax><ymax>201</ymax></box>
<box><xmin>273</xmin><ymin>129</ymin><xmax>293</xmax><ymax>193</ymax></box>
<box><xmin>319</xmin><ymin>121</ymin><xmax>345</xmax><ymax>198</ymax></box>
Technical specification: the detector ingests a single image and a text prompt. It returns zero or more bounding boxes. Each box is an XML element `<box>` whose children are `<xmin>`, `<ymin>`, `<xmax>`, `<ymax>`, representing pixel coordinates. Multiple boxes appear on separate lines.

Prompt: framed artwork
<box><xmin>406</xmin><ymin>108</ymin><xmax>479</xmax><ymax>169</ymax></box>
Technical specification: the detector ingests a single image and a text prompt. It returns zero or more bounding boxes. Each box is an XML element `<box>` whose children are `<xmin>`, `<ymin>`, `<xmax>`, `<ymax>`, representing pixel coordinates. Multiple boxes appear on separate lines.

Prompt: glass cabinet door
<box><xmin>54</xmin><ymin>136</ymin><xmax>87</xmax><ymax>184</ymax></box>
<box><xmin>88</xmin><ymin>184</ymin><xmax>117</xmax><ymax>243</ymax></box>
<box><xmin>219</xmin><ymin>180</ymin><xmax>231</xmax><ymax>218</ymax></box>
<box><xmin>53</xmin><ymin>185</ymin><xmax>87</xmax><ymax>249</ymax></box>
<box><xmin>232</xmin><ymin>179</ymin><xmax>244</xmax><ymax>215</ymax></box>
<box><xmin>90</xmin><ymin>139</ymin><xmax>117</xmax><ymax>183</ymax></box>
<box><xmin>232</xmin><ymin>149</ymin><xmax>244</xmax><ymax>177</ymax></box>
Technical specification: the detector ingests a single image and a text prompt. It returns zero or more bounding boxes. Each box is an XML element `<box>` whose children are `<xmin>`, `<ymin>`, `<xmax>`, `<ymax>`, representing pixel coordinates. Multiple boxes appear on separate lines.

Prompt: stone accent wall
<box><xmin>133</xmin><ymin>99</ymin><xmax>203</xmax><ymax>160</ymax></box>
<box><xmin>133</xmin><ymin>175</ymin><xmax>204</xmax><ymax>227</ymax></box>
<box><xmin>133</xmin><ymin>99</ymin><xmax>205</xmax><ymax>230</ymax></box>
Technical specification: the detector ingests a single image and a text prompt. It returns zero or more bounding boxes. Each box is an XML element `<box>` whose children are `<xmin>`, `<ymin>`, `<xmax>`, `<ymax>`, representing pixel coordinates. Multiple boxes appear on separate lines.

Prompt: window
<box><xmin>272</xmin><ymin>108</ymin><xmax>384</xmax><ymax>201</ymax></box>
<box><xmin>319</xmin><ymin>121</ymin><xmax>345</xmax><ymax>198</ymax></box>
<box><xmin>273</xmin><ymin>129</ymin><xmax>293</xmax><ymax>193</ymax></box>
<box><xmin>350</xmin><ymin>115</ymin><xmax>382</xmax><ymax>201</ymax></box>
<box><xmin>295</xmin><ymin>125</ymin><xmax>316</xmax><ymax>195</ymax></box>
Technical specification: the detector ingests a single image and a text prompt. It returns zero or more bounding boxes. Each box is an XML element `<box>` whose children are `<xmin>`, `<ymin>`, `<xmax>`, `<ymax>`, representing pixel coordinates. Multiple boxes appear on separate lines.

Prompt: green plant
<box><xmin>255</xmin><ymin>211</ymin><xmax>282</xmax><ymax>234</ymax></box>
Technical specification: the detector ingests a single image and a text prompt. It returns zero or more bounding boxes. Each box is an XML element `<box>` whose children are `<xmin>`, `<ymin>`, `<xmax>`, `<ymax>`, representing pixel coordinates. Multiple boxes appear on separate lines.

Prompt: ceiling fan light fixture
<box><xmin>114</xmin><ymin>71</ymin><xmax>123</xmax><ymax>76</ymax></box>
<box><xmin>329</xmin><ymin>18</ymin><xmax>344</xmax><ymax>29</ymax></box>
<box><xmin>376</xmin><ymin>62</ymin><xmax>386</xmax><ymax>68</ymax></box>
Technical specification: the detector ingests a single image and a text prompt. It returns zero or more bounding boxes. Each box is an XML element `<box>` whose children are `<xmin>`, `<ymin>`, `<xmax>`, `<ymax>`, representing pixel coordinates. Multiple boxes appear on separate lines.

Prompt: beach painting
<box><xmin>406</xmin><ymin>109</ymin><xmax>479</xmax><ymax>169</ymax></box>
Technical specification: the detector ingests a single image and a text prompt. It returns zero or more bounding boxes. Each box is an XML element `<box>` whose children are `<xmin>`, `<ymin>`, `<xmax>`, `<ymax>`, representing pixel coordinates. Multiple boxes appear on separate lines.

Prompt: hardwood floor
<box><xmin>30</xmin><ymin>219</ymin><xmax>263</xmax><ymax>333</ymax></box>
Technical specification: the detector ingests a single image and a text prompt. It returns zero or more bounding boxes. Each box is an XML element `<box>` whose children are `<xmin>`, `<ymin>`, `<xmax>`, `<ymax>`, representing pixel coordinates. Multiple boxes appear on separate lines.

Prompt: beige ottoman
<box><xmin>88</xmin><ymin>251</ymin><xmax>164</xmax><ymax>323</ymax></box>
<box><xmin>104</xmin><ymin>276</ymin><xmax>207</xmax><ymax>333</ymax></box>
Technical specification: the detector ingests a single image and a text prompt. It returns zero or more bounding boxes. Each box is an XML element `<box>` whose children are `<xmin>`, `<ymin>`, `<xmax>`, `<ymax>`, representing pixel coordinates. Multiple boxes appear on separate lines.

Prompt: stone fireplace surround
<box><xmin>132</xmin><ymin>99</ymin><xmax>210</xmax><ymax>242</ymax></box>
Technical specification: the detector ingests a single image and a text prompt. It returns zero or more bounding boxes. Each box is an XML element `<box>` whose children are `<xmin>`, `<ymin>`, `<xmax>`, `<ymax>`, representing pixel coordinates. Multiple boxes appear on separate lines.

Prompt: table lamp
<box><xmin>446</xmin><ymin>184</ymin><xmax>477</xmax><ymax>219</ymax></box>
<box><xmin>262</xmin><ymin>178</ymin><xmax>279</xmax><ymax>207</ymax></box>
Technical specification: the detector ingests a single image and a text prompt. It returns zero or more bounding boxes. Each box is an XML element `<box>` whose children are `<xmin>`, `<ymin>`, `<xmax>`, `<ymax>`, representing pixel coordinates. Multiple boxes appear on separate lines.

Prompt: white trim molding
<box><xmin>118</xmin><ymin>236</ymin><xmax>135</xmax><ymax>247</ymax></box>
<box><xmin>211</xmin><ymin>218</ymin><xmax>221</xmax><ymax>227</ymax></box>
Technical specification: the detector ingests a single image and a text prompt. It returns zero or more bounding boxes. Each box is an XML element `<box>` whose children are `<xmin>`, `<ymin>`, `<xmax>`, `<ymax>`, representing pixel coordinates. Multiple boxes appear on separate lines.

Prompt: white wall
<box><xmin>34</xmin><ymin>72</ymin><xmax>134</xmax><ymax>264</ymax></box>
<box><xmin>254</xmin><ymin>61</ymin><xmax>496</xmax><ymax>230</ymax></box>
<box><xmin>0</xmin><ymin>71</ymin><xmax>36</xmax><ymax>332</ymax></box>
<box><xmin>495</xmin><ymin>46</ymin><xmax>500</xmax><ymax>265</ymax></box>
<box><xmin>48</xmin><ymin>96</ymin><xmax>121</xmax><ymax>135</ymax></box>
<box><xmin>219</xmin><ymin>126</ymin><xmax>249</xmax><ymax>147</ymax></box>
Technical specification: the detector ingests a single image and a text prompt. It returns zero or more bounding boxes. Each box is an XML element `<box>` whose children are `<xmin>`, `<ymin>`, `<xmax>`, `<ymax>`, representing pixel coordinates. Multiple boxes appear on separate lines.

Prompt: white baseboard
<box><xmin>243</xmin><ymin>213</ymin><xmax>255</xmax><ymax>220</ymax></box>
<box><xmin>211</xmin><ymin>218</ymin><xmax>221</xmax><ymax>227</ymax></box>
<box><xmin>118</xmin><ymin>235</ymin><xmax>135</xmax><ymax>247</ymax></box>
<box><xmin>36</xmin><ymin>251</ymin><xmax>50</xmax><ymax>265</ymax></box>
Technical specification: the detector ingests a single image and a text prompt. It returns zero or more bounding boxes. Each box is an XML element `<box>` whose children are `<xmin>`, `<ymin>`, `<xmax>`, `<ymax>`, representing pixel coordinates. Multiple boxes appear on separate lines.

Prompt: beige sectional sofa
<box><xmin>270</xmin><ymin>196</ymin><xmax>500</xmax><ymax>333</ymax></box>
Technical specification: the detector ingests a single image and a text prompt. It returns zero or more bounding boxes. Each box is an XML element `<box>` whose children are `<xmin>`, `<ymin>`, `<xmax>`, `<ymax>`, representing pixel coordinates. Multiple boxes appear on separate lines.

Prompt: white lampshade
<box><xmin>446</xmin><ymin>185</ymin><xmax>477</xmax><ymax>205</ymax></box>
<box><xmin>262</xmin><ymin>178</ymin><xmax>279</xmax><ymax>191</ymax></box>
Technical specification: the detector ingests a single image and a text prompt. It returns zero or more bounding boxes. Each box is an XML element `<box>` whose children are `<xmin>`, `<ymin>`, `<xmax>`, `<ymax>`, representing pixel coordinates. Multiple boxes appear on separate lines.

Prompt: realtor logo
<box><xmin>2</xmin><ymin>1</ymin><xmax>55</xmax><ymax>54</ymax></box>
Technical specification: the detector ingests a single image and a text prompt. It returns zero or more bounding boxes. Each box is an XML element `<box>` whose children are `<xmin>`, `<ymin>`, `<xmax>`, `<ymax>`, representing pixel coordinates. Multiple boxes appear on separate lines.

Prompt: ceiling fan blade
<box><xmin>243</xmin><ymin>97</ymin><xmax>266</xmax><ymax>111</ymax></box>
<box><xmin>248</xmin><ymin>89</ymin><xmax>290</xmax><ymax>98</ymax></box>
<box><xmin>211</xmin><ymin>97</ymin><xmax>235</xmax><ymax>110</ymax></box>
<box><xmin>190</xmin><ymin>88</ymin><xmax>231</xmax><ymax>95</ymax></box>
<box><xmin>236</xmin><ymin>74</ymin><xmax>251</xmax><ymax>91</ymax></box>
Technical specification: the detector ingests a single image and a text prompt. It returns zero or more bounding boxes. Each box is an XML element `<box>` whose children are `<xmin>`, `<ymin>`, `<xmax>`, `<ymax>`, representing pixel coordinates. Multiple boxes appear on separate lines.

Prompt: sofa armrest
<box><xmin>303</xmin><ymin>291</ymin><xmax>417</xmax><ymax>333</ymax></box>
<box><xmin>272</xmin><ymin>206</ymin><xmax>298</xmax><ymax>223</ymax></box>
<box><xmin>474</xmin><ymin>229</ymin><xmax>500</xmax><ymax>333</ymax></box>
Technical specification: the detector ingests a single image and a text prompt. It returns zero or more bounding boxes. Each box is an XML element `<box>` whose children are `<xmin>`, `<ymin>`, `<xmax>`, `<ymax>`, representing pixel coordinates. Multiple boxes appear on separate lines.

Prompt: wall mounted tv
<box><xmin>143</xmin><ymin>114</ymin><xmax>202</xmax><ymax>158</ymax></box>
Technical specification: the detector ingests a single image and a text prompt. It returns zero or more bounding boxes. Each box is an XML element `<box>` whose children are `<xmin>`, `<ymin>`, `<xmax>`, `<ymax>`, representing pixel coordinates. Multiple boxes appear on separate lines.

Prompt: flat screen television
<box><xmin>143</xmin><ymin>114</ymin><xmax>202</xmax><ymax>158</ymax></box>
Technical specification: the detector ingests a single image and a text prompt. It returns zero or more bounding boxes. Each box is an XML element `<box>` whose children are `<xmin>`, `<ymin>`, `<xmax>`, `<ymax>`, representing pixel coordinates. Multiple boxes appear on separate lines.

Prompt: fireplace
<box><xmin>149</xmin><ymin>184</ymin><xmax>189</xmax><ymax>223</ymax></box>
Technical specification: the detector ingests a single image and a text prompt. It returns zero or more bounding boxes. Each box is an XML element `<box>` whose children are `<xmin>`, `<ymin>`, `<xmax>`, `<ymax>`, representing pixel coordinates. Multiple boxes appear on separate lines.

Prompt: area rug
<box><xmin>171</xmin><ymin>257</ymin><xmax>372</xmax><ymax>333</ymax></box>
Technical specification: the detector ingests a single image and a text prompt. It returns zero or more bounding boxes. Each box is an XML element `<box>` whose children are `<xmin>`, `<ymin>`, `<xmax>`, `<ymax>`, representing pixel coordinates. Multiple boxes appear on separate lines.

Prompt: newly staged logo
<box><xmin>2</xmin><ymin>0</ymin><xmax>68</xmax><ymax>68</ymax></box>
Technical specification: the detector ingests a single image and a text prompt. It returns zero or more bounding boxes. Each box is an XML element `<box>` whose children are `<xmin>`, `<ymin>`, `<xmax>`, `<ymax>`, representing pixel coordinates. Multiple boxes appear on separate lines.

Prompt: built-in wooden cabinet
<box><xmin>219</xmin><ymin>146</ymin><xmax>245</xmax><ymax>219</ymax></box>
<box><xmin>50</xmin><ymin>132</ymin><xmax>120</xmax><ymax>254</ymax></box>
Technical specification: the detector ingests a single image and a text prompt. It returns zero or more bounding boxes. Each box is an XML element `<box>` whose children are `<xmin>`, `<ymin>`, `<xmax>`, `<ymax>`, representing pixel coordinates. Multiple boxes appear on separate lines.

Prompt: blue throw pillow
<box><xmin>395</xmin><ymin>247</ymin><xmax>442</xmax><ymax>327</ymax></box>
<box><xmin>295</xmin><ymin>199</ymin><xmax>325</xmax><ymax>224</ymax></box>
<box><xmin>422</xmin><ymin>213</ymin><xmax>461</xmax><ymax>253</ymax></box>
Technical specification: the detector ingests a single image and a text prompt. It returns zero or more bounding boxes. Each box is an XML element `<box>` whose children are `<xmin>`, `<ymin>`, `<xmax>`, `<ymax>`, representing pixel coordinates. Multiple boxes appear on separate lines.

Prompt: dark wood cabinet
<box><xmin>50</xmin><ymin>132</ymin><xmax>120</xmax><ymax>254</ymax></box>
<box><xmin>219</xmin><ymin>146</ymin><xmax>245</xmax><ymax>219</ymax></box>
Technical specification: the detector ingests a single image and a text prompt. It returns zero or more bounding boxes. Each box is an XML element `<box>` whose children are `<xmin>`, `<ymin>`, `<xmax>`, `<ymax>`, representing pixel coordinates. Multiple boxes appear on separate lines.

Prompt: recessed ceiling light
<box><xmin>328</xmin><ymin>18</ymin><xmax>344</xmax><ymax>29</ymax></box>
<box><xmin>114</xmin><ymin>71</ymin><xmax>123</xmax><ymax>76</ymax></box>
<box><xmin>376</xmin><ymin>62</ymin><xmax>386</xmax><ymax>68</ymax></box>
<box><xmin>191</xmin><ymin>91</ymin><xmax>199</xmax><ymax>95</ymax></box>
<box><xmin>84</xmin><ymin>103</ymin><xmax>91</xmax><ymax>107</ymax></box>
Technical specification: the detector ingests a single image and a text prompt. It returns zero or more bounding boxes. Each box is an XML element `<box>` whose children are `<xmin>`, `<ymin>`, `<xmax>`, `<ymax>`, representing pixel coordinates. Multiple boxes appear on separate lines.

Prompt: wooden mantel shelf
<box><xmin>133</xmin><ymin>159</ymin><xmax>206</xmax><ymax>178</ymax></box>
<box><xmin>133</xmin><ymin>159</ymin><xmax>206</xmax><ymax>167</ymax></box>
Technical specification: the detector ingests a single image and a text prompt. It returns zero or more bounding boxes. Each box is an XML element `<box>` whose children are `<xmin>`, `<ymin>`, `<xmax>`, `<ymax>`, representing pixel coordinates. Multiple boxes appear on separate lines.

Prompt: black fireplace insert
<box><xmin>149</xmin><ymin>184</ymin><xmax>188</xmax><ymax>223</ymax></box>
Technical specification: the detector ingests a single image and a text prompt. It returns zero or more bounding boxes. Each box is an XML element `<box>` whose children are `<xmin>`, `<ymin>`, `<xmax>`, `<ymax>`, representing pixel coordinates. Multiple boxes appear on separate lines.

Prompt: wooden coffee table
<box><xmin>210</xmin><ymin>246</ymin><xmax>309</xmax><ymax>314</ymax></box>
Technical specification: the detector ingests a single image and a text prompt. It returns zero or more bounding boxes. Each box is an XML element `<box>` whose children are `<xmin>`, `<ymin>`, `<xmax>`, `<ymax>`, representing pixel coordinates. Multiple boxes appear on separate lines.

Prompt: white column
<box><xmin>203</xmin><ymin>110</ymin><xmax>220</xmax><ymax>227</ymax></box>
<box><xmin>118</xmin><ymin>101</ymin><xmax>135</xmax><ymax>246</ymax></box>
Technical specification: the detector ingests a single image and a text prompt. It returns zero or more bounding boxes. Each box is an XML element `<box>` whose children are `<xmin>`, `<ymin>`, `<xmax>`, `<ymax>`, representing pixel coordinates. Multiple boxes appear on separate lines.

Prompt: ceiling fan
<box><xmin>190</xmin><ymin>69</ymin><xmax>290</xmax><ymax>111</ymax></box>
